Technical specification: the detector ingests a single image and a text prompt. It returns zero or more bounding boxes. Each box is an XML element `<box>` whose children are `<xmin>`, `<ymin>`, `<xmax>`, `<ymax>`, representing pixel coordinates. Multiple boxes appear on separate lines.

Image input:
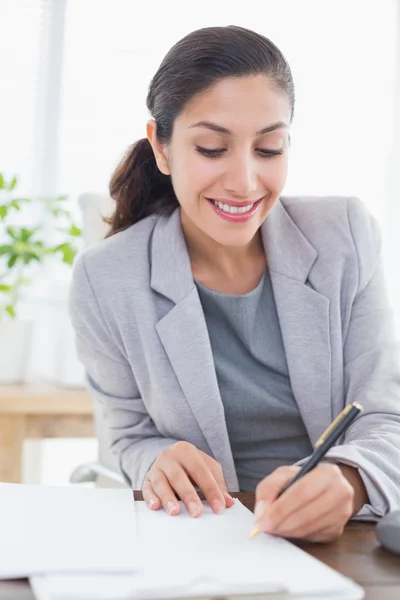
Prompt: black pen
<box><xmin>250</xmin><ymin>401</ymin><xmax>364</xmax><ymax>538</ymax></box>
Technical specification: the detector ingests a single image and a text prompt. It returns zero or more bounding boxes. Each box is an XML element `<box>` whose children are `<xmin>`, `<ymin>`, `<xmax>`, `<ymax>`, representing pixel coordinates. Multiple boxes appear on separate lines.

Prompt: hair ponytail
<box><xmin>105</xmin><ymin>137</ymin><xmax>177</xmax><ymax>237</ymax></box>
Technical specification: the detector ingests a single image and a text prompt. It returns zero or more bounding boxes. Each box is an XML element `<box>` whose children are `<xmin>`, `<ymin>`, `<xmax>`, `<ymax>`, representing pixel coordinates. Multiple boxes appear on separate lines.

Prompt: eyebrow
<box><xmin>188</xmin><ymin>120</ymin><xmax>288</xmax><ymax>136</ymax></box>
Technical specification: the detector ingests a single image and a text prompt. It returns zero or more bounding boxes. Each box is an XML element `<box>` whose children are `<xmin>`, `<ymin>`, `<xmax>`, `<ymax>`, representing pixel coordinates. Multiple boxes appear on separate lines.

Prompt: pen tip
<box><xmin>249</xmin><ymin>526</ymin><xmax>260</xmax><ymax>539</ymax></box>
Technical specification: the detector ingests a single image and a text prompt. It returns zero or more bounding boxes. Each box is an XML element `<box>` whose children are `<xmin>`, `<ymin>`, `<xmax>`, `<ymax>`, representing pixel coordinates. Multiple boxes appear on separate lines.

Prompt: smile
<box><xmin>209</xmin><ymin>200</ymin><xmax>255</xmax><ymax>214</ymax></box>
<box><xmin>206</xmin><ymin>197</ymin><xmax>264</xmax><ymax>222</ymax></box>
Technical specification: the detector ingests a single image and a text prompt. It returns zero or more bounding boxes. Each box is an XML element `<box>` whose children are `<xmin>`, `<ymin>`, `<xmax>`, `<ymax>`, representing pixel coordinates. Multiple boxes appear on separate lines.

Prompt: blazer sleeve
<box><xmin>68</xmin><ymin>253</ymin><xmax>179</xmax><ymax>489</ymax></box>
<box><xmin>321</xmin><ymin>196</ymin><xmax>400</xmax><ymax>520</ymax></box>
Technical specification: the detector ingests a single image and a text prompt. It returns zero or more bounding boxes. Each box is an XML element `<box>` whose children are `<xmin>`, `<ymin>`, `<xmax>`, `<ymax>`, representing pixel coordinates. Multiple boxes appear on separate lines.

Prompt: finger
<box><xmin>305</xmin><ymin>523</ymin><xmax>345</xmax><ymax>543</ymax></box>
<box><xmin>200</xmin><ymin>452</ymin><xmax>235</xmax><ymax>508</ymax></box>
<box><xmin>271</xmin><ymin>488</ymin><xmax>350</xmax><ymax>538</ymax></box>
<box><xmin>148</xmin><ymin>468</ymin><xmax>181</xmax><ymax>516</ymax></box>
<box><xmin>254</xmin><ymin>466</ymin><xmax>301</xmax><ymax>520</ymax></box>
<box><xmin>179</xmin><ymin>449</ymin><xmax>227</xmax><ymax>514</ymax></box>
<box><xmin>259</xmin><ymin>465</ymin><xmax>333</xmax><ymax>530</ymax></box>
<box><xmin>223</xmin><ymin>490</ymin><xmax>236</xmax><ymax>508</ymax></box>
<box><xmin>142</xmin><ymin>478</ymin><xmax>161</xmax><ymax>511</ymax></box>
<box><xmin>158</xmin><ymin>461</ymin><xmax>204</xmax><ymax>518</ymax></box>
<box><xmin>275</xmin><ymin>475</ymin><xmax>353</xmax><ymax>538</ymax></box>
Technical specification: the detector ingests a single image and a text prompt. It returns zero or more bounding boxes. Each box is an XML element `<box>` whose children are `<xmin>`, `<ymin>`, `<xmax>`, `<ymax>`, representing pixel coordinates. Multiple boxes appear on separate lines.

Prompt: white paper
<box><xmin>30</xmin><ymin>500</ymin><xmax>364</xmax><ymax>599</ymax></box>
<box><xmin>0</xmin><ymin>483</ymin><xmax>138</xmax><ymax>578</ymax></box>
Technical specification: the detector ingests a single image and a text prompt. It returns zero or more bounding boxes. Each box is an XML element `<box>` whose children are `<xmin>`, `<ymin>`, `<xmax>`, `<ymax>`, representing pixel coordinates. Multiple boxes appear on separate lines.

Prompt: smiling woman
<box><xmin>69</xmin><ymin>25</ymin><xmax>400</xmax><ymax>544</ymax></box>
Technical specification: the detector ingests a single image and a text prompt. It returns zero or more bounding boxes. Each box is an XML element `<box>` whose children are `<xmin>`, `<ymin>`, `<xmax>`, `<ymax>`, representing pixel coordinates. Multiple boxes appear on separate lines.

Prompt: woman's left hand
<box><xmin>254</xmin><ymin>463</ymin><xmax>356</xmax><ymax>543</ymax></box>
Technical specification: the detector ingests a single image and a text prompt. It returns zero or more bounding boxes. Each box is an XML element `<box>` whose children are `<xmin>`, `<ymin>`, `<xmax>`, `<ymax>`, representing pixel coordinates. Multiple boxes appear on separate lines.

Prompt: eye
<box><xmin>257</xmin><ymin>149</ymin><xmax>284</xmax><ymax>158</ymax></box>
<box><xmin>195</xmin><ymin>146</ymin><xmax>284</xmax><ymax>159</ymax></box>
<box><xmin>195</xmin><ymin>146</ymin><xmax>225</xmax><ymax>157</ymax></box>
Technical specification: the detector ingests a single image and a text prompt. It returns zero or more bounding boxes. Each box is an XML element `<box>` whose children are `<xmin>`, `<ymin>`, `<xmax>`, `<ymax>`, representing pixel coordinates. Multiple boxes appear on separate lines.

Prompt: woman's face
<box><xmin>149</xmin><ymin>75</ymin><xmax>291</xmax><ymax>248</ymax></box>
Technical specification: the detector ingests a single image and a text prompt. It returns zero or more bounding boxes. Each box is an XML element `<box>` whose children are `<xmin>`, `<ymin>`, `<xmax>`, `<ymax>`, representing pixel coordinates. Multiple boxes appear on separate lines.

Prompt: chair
<box><xmin>69</xmin><ymin>193</ymin><xmax>127</xmax><ymax>488</ymax></box>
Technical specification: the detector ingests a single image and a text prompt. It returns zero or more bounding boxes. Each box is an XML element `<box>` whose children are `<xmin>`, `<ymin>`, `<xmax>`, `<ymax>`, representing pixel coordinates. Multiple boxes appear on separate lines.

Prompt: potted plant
<box><xmin>0</xmin><ymin>173</ymin><xmax>82</xmax><ymax>383</ymax></box>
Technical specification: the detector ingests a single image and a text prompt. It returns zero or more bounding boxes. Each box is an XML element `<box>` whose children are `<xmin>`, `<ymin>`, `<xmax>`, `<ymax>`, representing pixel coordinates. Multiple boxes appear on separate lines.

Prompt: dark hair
<box><xmin>106</xmin><ymin>25</ymin><xmax>295</xmax><ymax>237</ymax></box>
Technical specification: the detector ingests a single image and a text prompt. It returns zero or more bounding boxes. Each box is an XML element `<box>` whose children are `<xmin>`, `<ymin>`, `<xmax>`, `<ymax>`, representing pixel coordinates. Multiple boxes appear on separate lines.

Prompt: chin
<box><xmin>207</xmin><ymin>227</ymin><xmax>260</xmax><ymax>248</ymax></box>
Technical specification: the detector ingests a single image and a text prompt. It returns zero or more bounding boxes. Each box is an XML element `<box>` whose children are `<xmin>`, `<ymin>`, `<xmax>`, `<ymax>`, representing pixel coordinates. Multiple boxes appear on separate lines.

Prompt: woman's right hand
<box><xmin>142</xmin><ymin>441</ymin><xmax>235</xmax><ymax>518</ymax></box>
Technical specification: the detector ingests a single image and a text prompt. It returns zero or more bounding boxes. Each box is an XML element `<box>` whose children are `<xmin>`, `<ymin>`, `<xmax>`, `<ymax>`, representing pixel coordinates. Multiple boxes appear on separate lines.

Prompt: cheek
<box><xmin>261</xmin><ymin>157</ymin><xmax>288</xmax><ymax>191</ymax></box>
<box><xmin>172</xmin><ymin>153</ymin><xmax>220</xmax><ymax>200</ymax></box>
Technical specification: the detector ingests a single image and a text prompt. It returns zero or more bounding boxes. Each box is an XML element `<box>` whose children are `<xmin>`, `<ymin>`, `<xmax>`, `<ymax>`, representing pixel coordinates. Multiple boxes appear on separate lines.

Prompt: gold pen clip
<box><xmin>315</xmin><ymin>402</ymin><xmax>364</xmax><ymax>448</ymax></box>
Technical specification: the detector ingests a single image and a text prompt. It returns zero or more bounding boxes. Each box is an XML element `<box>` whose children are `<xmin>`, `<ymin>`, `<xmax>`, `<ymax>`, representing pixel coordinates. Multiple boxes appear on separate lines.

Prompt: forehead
<box><xmin>177</xmin><ymin>75</ymin><xmax>291</xmax><ymax>133</ymax></box>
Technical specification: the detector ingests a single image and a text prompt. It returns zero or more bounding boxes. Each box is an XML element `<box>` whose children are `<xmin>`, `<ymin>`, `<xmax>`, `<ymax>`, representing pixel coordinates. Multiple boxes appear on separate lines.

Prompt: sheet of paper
<box><xmin>0</xmin><ymin>484</ymin><xmax>138</xmax><ymax>578</ymax></box>
<box><xmin>30</xmin><ymin>500</ymin><xmax>364</xmax><ymax>599</ymax></box>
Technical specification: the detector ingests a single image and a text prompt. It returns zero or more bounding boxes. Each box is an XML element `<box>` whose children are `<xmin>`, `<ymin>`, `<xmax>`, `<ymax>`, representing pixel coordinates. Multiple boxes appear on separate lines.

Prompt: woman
<box><xmin>69</xmin><ymin>25</ymin><xmax>400</xmax><ymax>542</ymax></box>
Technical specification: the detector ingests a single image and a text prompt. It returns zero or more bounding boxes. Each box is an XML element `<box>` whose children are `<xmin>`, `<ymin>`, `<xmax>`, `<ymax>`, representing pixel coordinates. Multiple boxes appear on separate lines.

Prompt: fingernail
<box><xmin>166</xmin><ymin>501</ymin><xmax>179</xmax><ymax>515</ymax></box>
<box><xmin>188</xmin><ymin>501</ymin><xmax>202</xmax><ymax>518</ymax></box>
<box><xmin>254</xmin><ymin>500</ymin><xmax>266</xmax><ymax>521</ymax></box>
<box><xmin>148</xmin><ymin>496</ymin><xmax>157</xmax><ymax>509</ymax></box>
<box><xmin>212</xmin><ymin>499</ymin><xmax>225</xmax><ymax>514</ymax></box>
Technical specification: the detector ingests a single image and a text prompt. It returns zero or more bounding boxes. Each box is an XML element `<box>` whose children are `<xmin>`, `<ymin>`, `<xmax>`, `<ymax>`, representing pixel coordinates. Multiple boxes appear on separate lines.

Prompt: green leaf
<box><xmin>10</xmin><ymin>199</ymin><xmax>21</xmax><ymax>210</ymax></box>
<box><xmin>9</xmin><ymin>176</ymin><xmax>17</xmax><ymax>191</ymax></box>
<box><xmin>0</xmin><ymin>206</ymin><xmax>7</xmax><ymax>219</ymax></box>
<box><xmin>20</xmin><ymin>228</ymin><xmax>36</xmax><ymax>242</ymax></box>
<box><xmin>11</xmin><ymin>197</ymin><xmax>31</xmax><ymax>204</ymax></box>
<box><xmin>13</xmin><ymin>241</ymin><xmax>44</xmax><ymax>263</ymax></box>
<box><xmin>53</xmin><ymin>242</ymin><xmax>77</xmax><ymax>265</ymax></box>
<box><xmin>0</xmin><ymin>245</ymin><xmax>12</xmax><ymax>256</ymax></box>
<box><xmin>5</xmin><ymin>305</ymin><xmax>16</xmax><ymax>318</ymax></box>
<box><xmin>23</xmin><ymin>254</ymin><xmax>39</xmax><ymax>265</ymax></box>
<box><xmin>51</xmin><ymin>207</ymin><xmax>70</xmax><ymax>218</ymax></box>
<box><xmin>69</xmin><ymin>224</ymin><xmax>82</xmax><ymax>237</ymax></box>
<box><xmin>0</xmin><ymin>284</ymin><xmax>11</xmax><ymax>291</ymax></box>
<box><xmin>6</xmin><ymin>226</ymin><xmax>19</xmax><ymax>240</ymax></box>
<box><xmin>7</xmin><ymin>255</ymin><xmax>18</xmax><ymax>268</ymax></box>
<box><xmin>0</xmin><ymin>174</ymin><xmax>4</xmax><ymax>189</ymax></box>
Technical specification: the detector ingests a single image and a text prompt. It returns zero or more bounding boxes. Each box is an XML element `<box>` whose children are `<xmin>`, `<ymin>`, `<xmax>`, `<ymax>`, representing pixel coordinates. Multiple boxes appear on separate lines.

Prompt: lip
<box><xmin>206</xmin><ymin>197</ymin><xmax>263</xmax><ymax>207</ymax></box>
<box><xmin>206</xmin><ymin>197</ymin><xmax>263</xmax><ymax>223</ymax></box>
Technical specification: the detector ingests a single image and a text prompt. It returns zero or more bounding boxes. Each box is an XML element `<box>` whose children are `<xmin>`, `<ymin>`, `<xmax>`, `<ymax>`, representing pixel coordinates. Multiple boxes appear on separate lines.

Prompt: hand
<box><xmin>254</xmin><ymin>463</ymin><xmax>356</xmax><ymax>542</ymax></box>
<box><xmin>142</xmin><ymin>441</ymin><xmax>235</xmax><ymax>518</ymax></box>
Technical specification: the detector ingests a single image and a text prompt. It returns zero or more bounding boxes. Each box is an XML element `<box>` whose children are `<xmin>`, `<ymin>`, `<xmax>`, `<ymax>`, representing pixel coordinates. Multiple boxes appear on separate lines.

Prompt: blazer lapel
<box><xmin>261</xmin><ymin>200</ymin><xmax>332</xmax><ymax>445</ymax></box>
<box><xmin>151</xmin><ymin>209</ymin><xmax>239</xmax><ymax>489</ymax></box>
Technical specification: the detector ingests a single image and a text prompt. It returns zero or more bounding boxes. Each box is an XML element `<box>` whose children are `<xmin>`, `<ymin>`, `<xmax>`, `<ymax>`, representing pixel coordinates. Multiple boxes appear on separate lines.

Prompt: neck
<box><xmin>180</xmin><ymin>210</ymin><xmax>265</xmax><ymax>279</ymax></box>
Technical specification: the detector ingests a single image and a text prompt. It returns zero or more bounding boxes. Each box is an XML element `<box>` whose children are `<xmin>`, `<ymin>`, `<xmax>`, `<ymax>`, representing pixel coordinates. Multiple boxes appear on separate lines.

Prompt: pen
<box><xmin>249</xmin><ymin>401</ymin><xmax>364</xmax><ymax>538</ymax></box>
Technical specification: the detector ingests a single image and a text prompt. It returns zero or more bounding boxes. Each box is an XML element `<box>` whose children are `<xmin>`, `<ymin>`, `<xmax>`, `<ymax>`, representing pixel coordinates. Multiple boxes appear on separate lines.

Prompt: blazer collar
<box><xmin>150</xmin><ymin>197</ymin><xmax>318</xmax><ymax>299</ymax></box>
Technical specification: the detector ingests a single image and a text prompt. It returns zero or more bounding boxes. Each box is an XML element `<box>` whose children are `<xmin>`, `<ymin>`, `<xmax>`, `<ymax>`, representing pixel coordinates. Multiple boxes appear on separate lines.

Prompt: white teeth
<box><xmin>211</xmin><ymin>200</ymin><xmax>254</xmax><ymax>214</ymax></box>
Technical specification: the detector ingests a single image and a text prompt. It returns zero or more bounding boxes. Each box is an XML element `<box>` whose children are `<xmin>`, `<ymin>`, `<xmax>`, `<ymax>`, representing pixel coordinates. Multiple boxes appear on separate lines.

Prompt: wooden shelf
<box><xmin>0</xmin><ymin>381</ymin><xmax>94</xmax><ymax>483</ymax></box>
<box><xmin>0</xmin><ymin>382</ymin><xmax>93</xmax><ymax>415</ymax></box>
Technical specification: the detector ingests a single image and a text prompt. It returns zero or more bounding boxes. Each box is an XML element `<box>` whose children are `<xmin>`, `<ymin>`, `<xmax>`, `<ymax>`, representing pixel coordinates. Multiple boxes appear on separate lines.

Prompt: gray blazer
<box><xmin>68</xmin><ymin>195</ymin><xmax>400</xmax><ymax>520</ymax></box>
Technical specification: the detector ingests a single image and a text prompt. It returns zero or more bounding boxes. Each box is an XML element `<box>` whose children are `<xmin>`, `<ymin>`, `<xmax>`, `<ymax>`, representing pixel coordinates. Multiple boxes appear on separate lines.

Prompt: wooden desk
<box><xmin>1</xmin><ymin>492</ymin><xmax>399</xmax><ymax>599</ymax></box>
<box><xmin>0</xmin><ymin>383</ymin><xmax>94</xmax><ymax>483</ymax></box>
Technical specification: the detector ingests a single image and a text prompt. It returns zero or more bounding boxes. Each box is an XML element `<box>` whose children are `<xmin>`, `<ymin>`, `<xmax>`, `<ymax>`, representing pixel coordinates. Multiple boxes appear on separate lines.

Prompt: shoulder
<box><xmin>281</xmin><ymin>194</ymin><xmax>382</xmax><ymax>291</ymax></box>
<box><xmin>73</xmin><ymin>213</ymin><xmax>159</xmax><ymax>288</ymax></box>
<box><xmin>281</xmin><ymin>194</ymin><xmax>380</xmax><ymax>235</ymax></box>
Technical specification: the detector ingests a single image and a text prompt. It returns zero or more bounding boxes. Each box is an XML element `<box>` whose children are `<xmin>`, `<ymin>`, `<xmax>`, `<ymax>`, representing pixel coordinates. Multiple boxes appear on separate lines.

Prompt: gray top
<box><xmin>195</xmin><ymin>268</ymin><xmax>313</xmax><ymax>491</ymax></box>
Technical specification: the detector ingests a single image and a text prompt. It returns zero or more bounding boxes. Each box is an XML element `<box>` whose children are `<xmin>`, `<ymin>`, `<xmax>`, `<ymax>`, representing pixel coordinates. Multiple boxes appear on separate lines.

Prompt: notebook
<box><xmin>29</xmin><ymin>497</ymin><xmax>365</xmax><ymax>599</ymax></box>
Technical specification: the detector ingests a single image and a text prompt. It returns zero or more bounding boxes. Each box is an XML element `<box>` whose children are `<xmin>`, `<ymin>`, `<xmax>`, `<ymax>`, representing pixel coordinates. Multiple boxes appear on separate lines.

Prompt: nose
<box><xmin>222</xmin><ymin>155</ymin><xmax>259</xmax><ymax>198</ymax></box>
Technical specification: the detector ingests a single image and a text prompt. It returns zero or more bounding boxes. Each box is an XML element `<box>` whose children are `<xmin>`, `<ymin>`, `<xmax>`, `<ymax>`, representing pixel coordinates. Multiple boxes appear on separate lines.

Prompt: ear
<box><xmin>146</xmin><ymin>120</ymin><xmax>170</xmax><ymax>175</ymax></box>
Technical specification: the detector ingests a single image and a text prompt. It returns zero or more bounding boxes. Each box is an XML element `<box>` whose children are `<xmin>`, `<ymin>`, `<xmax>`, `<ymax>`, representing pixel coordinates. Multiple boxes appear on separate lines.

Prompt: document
<box><xmin>30</xmin><ymin>499</ymin><xmax>364</xmax><ymax>599</ymax></box>
<box><xmin>0</xmin><ymin>483</ymin><xmax>138</xmax><ymax>577</ymax></box>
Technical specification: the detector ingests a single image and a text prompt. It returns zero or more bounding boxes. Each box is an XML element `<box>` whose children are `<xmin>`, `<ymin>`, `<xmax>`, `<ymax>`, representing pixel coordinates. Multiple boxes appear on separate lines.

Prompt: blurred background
<box><xmin>0</xmin><ymin>0</ymin><xmax>399</xmax><ymax>487</ymax></box>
